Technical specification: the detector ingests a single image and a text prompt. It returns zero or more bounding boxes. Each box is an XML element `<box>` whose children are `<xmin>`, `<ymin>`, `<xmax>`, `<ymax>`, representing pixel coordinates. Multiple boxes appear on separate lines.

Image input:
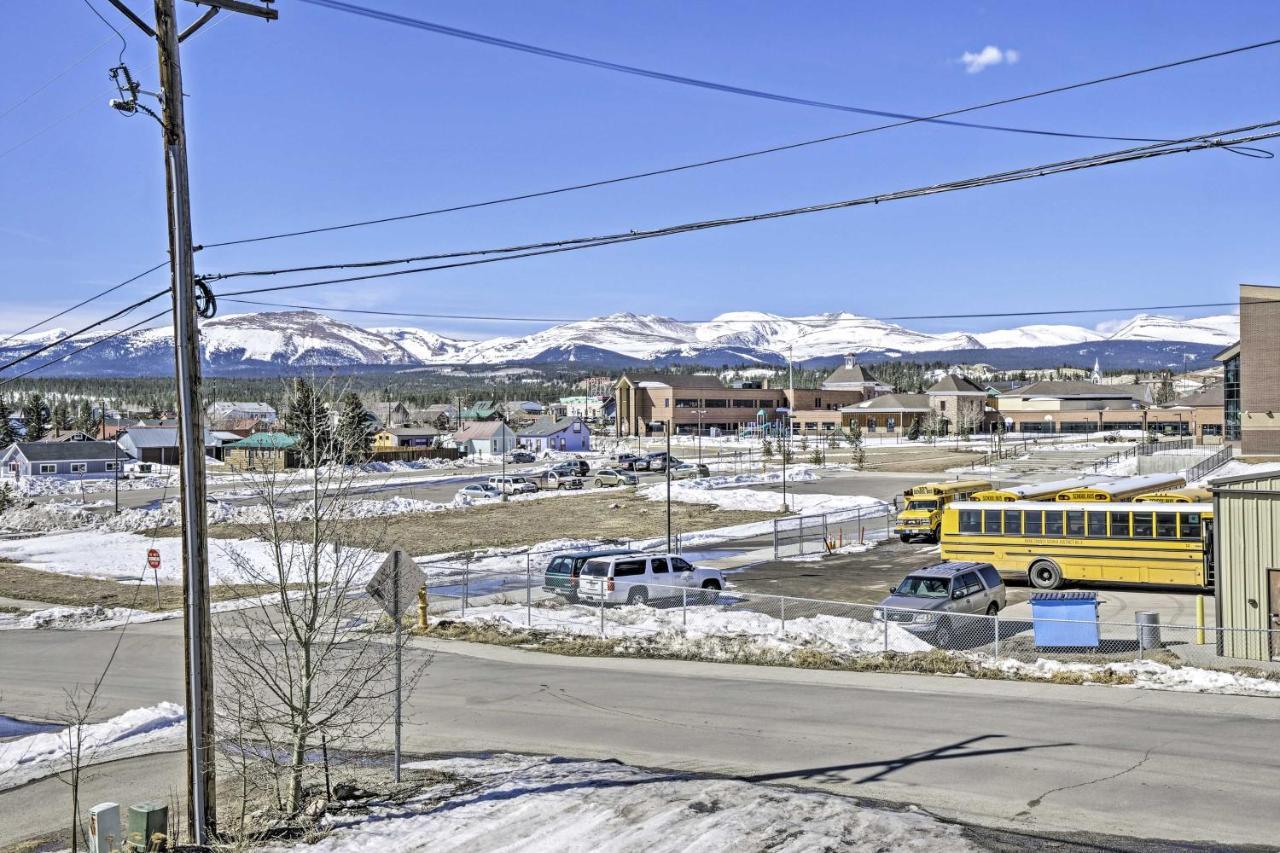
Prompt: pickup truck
<box><xmin>577</xmin><ymin>553</ymin><xmax>724</xmax><ymax>606</ymax></box>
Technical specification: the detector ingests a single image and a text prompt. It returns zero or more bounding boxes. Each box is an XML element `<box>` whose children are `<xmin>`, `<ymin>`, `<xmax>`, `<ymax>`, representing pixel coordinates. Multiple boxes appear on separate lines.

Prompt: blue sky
<box><xmin>3</xmin><ymin>0</ymin><xmax>1279</xmax><ymax>342</ymax></box>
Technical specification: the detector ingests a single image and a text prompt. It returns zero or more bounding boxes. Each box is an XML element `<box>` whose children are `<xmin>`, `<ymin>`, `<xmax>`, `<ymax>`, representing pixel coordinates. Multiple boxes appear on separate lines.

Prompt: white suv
<box><xmin>487</xmin><ymin>475</ymin><xmax>537</xmax><ymax>495</ymax></box>
<box><xmin>577</xmin><ymin>553</ymin><xmax>724</xmax><ymax>606</ymax></box>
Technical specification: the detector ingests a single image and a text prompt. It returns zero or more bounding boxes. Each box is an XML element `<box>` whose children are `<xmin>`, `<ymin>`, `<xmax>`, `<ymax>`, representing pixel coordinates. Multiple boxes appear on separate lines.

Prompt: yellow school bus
<box><xmin>972</xmin><ymin>477</ymin><xmax>1102</xmax><ymax>503</ymax></box>
<box><xmin>940</xmin><ymin>500</ymin><xmax>1213</xmax><ymax>589</ymax></box>
<box><xmin>895</xmin><ymin>479</ymin><xmax>990</xmax><ymax>543</ymax></box>
<box><xmin>1134</xmin><ymin>487</ymin><xmax>1213</xmax><ymax>504</ymax></box>
<box><xmin>1054</xmin><ymin>473</ymin><xmax>1186</xmax><ymax>503</ymax></box>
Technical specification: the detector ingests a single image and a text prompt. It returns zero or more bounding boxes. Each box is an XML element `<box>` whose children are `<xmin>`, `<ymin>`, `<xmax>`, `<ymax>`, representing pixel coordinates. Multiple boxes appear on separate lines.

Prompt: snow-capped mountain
<box><xmin>371</xmin><ymin>326</ymin><xmax>472</xmax><ymax>362</ymax></box>
<box><xmin>0</xmin><ymin>308</ymin><xmax>1240</xmax><ymax>377</ymax></box>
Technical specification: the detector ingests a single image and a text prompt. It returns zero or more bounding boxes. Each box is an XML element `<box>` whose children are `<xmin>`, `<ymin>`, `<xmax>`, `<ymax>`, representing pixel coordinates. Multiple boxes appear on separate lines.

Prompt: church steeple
<box><xmin>1091</xmin><ymin>357</ymin><xmax>1102</xmax><ymax>383</ymax></box>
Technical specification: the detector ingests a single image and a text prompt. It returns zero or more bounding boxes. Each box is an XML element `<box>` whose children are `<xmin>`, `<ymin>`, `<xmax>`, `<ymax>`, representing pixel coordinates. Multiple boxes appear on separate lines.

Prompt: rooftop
<box><xmin>5</xmin><ymin>441</ymin><xmax>122</xmax><ymax>462</ymax></box>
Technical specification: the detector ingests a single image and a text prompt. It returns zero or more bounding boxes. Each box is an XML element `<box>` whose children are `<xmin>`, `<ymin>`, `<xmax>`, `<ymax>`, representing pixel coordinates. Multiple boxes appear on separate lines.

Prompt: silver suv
<box><xmin>577</xmin><ymin>554</ymin><xmax>724</xmax><ymax>606</ymax></box>
<box><xmin>877</xmin><ymin>562</ymin><xmax>1006</xmax><ymax>648</ymax></box>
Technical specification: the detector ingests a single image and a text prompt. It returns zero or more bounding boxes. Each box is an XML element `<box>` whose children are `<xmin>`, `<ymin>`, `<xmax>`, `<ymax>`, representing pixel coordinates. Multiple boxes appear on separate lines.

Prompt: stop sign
<box><xmin>147</xmin><ymin>548</ymin><xmax>161</xmax><ymax>570</ymax></box>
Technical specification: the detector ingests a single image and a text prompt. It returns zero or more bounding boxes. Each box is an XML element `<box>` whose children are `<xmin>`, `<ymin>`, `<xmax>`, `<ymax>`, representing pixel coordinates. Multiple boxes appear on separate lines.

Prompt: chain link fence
<box><xmin>402</xmin><ymin>561</ymin><xmax>1280</xmax><ymax>681</ymax></box>
<box><xmin>771</xmin><ymin>503</ymin><xmax>894</xmax><ymax>559</ymax></box>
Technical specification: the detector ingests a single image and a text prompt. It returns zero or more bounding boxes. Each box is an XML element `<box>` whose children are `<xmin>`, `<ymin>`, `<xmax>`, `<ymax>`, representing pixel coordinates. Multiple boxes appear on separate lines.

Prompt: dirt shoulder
<box><xmin>0</xmin><ymin>560</ymin><xmax>281</xmax><ymax>612</ymax></box>
<box><xmin>155</xmin><ymin>490</ymin><xmax>781</xmax><ymax>557</ymax></box>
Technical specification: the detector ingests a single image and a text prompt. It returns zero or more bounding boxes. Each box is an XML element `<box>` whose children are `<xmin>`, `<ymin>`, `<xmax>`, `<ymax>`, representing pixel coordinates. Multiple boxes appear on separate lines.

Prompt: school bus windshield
<box><xmin>906</xmin><ymin>499</ymin><xmax>939</xmax><ymax>511</ymax></box>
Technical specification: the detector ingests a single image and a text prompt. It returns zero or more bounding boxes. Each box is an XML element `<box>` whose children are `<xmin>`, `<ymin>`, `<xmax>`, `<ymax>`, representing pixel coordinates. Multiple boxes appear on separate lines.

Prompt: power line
<box><xmin>0</xmin><ymin>309</ymin><xmax>170</xmax><ymax>389</ymax></box>
<box><xmin>217</xmin><ymin>298</ymin><xmax>1249</xmax><ymax>326</ymax></box>
<box><xmin>0</xmin><ymin>36</ymin><xmax>113</xmax><ymax>124</ymax></box>
<box><xmin>299</xmin><ymin>0</ymin><xmax>1280</xmax><ymax>144</ymax></box>
<box><xmin>0</xmin><ymin>287</ymin><xmax>170</xmax><ymax>375</ymax></box>
<box><xmin>0</xmin><ymin>260</ymin><xmax>168</xmax><ymax>348</ymax></box>
<box><xmin>210</xmin><ymin>119</ymin><xmax>1280</xmax><ymax>297</ymax></box>
<box><xmin>203</xmin><ymin>26</ymin><xmax>1280</xmax><ymax>252</ymax></box>
<box><xmin>80</xmin><ymin>0</ymin><xmax>129</xmax><ymax>65</ymax></box>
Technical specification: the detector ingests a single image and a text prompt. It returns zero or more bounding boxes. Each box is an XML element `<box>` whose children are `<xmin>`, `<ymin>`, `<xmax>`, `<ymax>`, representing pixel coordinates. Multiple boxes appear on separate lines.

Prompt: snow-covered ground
<box><xmin>271</xmin><ymin>752</ymin><xmax>979</xmax><ymax>853</ymax></box>
<box><xmin>0</xmin><ymin>703</ymin><xmax>185</xmax><ymax>792</ymax></box>
<box><xmin>1196</xmin><ymin>458</ymin><xmax>1280</xmax><ymax>485</ymax></box>
<box><xmin>451</xmin><ymin>600</ymin><xmax>932</xmax><ymax>656</ymax></box>
<box><xmin>639</xmin><ymin>478</ymin><xmax>884</xmax><ymax>516</ymax></box>
<box><xmin>1</xmin><ymin>472</ymin><xmax>175</xmax><ymax>497</ymax></box>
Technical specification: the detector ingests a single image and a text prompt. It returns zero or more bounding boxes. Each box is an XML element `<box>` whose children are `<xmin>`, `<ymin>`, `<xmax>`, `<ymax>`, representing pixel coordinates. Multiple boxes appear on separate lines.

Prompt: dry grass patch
<box><xmin>157</xmin><ymin>490</ymin><xmax>781</xmax><ymax>557</ymax></box>
<box><xmin>0</xmin><ymin>560</ymin><xmax>291</xmax><ymax>612</ymax></box>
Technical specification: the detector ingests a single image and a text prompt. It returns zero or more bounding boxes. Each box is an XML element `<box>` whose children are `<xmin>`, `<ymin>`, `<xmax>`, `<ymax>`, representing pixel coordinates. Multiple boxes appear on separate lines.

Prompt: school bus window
<box><xmin>1087</xmin><ymin>512</ymin><xmax>1107</xmax><ymax>537</ymax></box>
<box><xmin>1109</xmin><ymin>512</ymin><xmax>1129</xmax><ymax>537</ymax></box>
<box><xmin>982</xmin><ymin>510</ymin><xmax>1002</xmax><ymax>534</ymax></box>
<box><xmin>1066</xmin><ymin>511</ymin><xmax>1085</xmax><ymax>537</ymax></box>
<box><xmin>1179</xmin><ymin>512</ymin><xmax>1202</xmax><ymax>540</ymax></box>
<box><xmin>1155</xmin><ymin>512</ymin><xmax>1178</xmax><ymax>539</ymax></box>
<box><xmin>1024</xmin><ymin>511</ymin><xmax>1042</xmax><ymax>535</ymax></box>
<box><xmin>958</xmin><ymin>510</ymin><xmax>980</xmax><ymax>533</ymax></box>
<box><xmin>1133</xmin><ymin>513</ymin><xmax>1154</xmax><ymax>537</ymax></box>
<box><xmin>1045</xmin><ymin>511</ymin><xmax>1064</xmax><ymax>536</ymax></box>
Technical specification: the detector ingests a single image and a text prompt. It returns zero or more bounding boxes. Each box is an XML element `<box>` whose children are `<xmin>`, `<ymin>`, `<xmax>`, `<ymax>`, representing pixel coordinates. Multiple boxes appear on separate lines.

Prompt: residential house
<box><xmin>224</xmin><ymin>433</ymin><xmax>300</xmax><ymax>472</ymax></box>
<box><xmin>451</xmin><ymin>421</ymin><xmax>517</xmax><ymax>459</ymax></box>
<box><xmin>1</xmin><ymin>441</ymin><xmax>125</xmax><ymax>479</ymax></box>
<box><xmin>207</xmin><ymin>402</ymin><xmax>278</xmax><ymax>428</ymax></box>
<box><xmin>374</xmin><ymin>401</ymin><xmax>413</xmax><ymax>428</ymax></box>
<box><xmin>558</xmin><ymin>395</ymin><xmax>610</xmax><ymax>421</ymax></box>
<box><xmin>460</xmin><ymin>400</ymin><xmax>500</xmax><ymax>421</ymax></box>
<box><xmin>421</xmin><ymin>403</ymin><xmax>458</xmax><ymax>429</ymax></box>
<box><xmin>116</xmin><ymin>426</ymin><xmax>219</xmax><ymax>465</ymax></box>
<box><xmin>502</xmin><ymin>400</ymin><xmax>545</xmax><ymax>421</ymax></box>
<box><xmin>518</xmin><ymin>416</ymin><xmax>591</xmax><ymax>454</ymax></box>
<box><xmin>373</xmin><ymin>426</ymin><xmax>441</xmax><ymax>450</ymax></box>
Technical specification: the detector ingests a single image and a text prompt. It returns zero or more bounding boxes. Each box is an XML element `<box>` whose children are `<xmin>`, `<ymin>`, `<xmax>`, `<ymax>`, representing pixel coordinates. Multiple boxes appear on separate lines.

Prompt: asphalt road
<box><xmin>2</xmin><ymin>621</ymin><xmax>1278</xmax><ymax>849</ymax></box>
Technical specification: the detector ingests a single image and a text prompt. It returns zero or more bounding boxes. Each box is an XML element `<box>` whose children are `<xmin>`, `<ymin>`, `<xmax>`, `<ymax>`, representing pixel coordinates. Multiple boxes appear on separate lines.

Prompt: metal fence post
<box><xmin>526</xmin><ymin>553</ymin><xmax>532</xmax><ymax>627</ymax></box>
<box><xmin>773</xmin><ymin>519</ymin><xmax>779</xmax><ymax>560</ymax></box>
<box><xmin>883</xmin><ymin>612</ymin><xmax>890</xmax><ymax>653</ymax></box>
<box><xmin>462</xmin><ymin>556</ymin><xmax>469</xmax><ymax>618</ymax></box>
<box><xmin>682</xmin><ymin>587</ymin><xmax>687</xmax><ymax>630</ymax></box>
<box><xmin>822</xmin><ymin>513</ymin><xmax>829</xmax><ymax>550</ymax></box>
<box><xmin>993</xmin><ymin>612</ymin><xmax>1000</xmax><ymax>659</ymax></box>
<box><xmin>780</xmin><ymin>596</ymin><xmax>786</xmax><ymax>633</ymax></box>
<box><xmin>599</xmin><ymin>594</ymin><xmax>605</xmax><ymax>637</ymax></box>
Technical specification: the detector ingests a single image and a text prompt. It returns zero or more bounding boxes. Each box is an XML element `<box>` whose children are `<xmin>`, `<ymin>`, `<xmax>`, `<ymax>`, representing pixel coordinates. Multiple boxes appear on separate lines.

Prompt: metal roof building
<box><xmin>1212</xmin><ymin>469</ymin><xmax>1280</xmax><ymax>662</ymax></box>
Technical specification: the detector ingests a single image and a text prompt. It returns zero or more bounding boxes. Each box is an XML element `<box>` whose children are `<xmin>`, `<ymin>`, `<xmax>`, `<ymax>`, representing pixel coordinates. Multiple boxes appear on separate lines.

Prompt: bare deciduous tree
<box><xmin>214</xmin><ymin>378</ymin><xmax>426</xmax><ymax>824</ymax></box>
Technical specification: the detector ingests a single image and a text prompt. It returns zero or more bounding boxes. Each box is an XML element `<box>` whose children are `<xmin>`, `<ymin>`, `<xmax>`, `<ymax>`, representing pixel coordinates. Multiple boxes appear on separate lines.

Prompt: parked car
<box><xmin>487</xmin><ymin>475</ymin><xmax>538</xmax><ymax>495</ymax></box>
<box><xmin>670</xmin><ymin>462</ymin><xmax>710</xmax><ymax>480</ymax></box>
<box><xmin>876</xmin><ymin>562</ymin><xmax>1006</xmax><ymax>648</ymax></box>
<box><xmin>531</xmin><ymin>469</ymin><xmax>584</xmax><ymax>490</ymax></box>
<box><xmin>552</xmin><ymin>459</ymin><xmax>590</xmax><ymax>478</ymax></box>
<box><xmin>457</xmin><ymin>483</ymin><xmax>501</xmax><ymax>501</ymax></box>
<box><xmin>615</xmin><ymin>452</ymin><xmax>648</xmax><ymax>471</ymax></box>
<box><xmin>543</xmin><ymin>548</ymin><xmax>640</xmax><ymax>601</ymax></box>
<box><xmin>593</xmin><ymin>467</ymin><xmax>638</xmax><ymax>487</ymax></box>
<box><xmin>506</xmin><ymin>450</ymin><xmax>536</xmax><ymax>463</ymax></box>
<box><xmin>640</xmin><ymin>450</ymin><xmax>680</xmax><ymax>471</ymax></box>
<box><xmin>577</xmin><ymin>553</ymin><xmax>725</xmax><ymax>606</ymax></box>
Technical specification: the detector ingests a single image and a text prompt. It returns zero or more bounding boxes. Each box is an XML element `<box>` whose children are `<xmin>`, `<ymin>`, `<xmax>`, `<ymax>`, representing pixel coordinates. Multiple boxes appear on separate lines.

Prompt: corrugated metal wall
<box><xmin>1216</xmin><ymin>473</ymin><xmax>1280</xmax><ymax>660</ymax></box>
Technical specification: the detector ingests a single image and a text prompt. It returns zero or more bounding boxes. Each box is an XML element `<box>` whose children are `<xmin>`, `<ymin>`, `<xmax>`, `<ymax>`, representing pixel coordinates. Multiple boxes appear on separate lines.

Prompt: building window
<box><xmin>867</xmin><ymin>417</ymin><xmax>877</xmax><ymax>432</ymax></box>
<box><xmin>732</xmin><ymin>399</ymin><xmax>757</xmax><ymax>408</ymax></box>
<box><xmin>105</xmin><ymin>462</ymin><xmax>119</xmax><ymax>472</ymax></box>
<box><xmin>939</xmin><ymin>401</ymin><xmax>947</xmax><ymax>412</ymax></box>
<box><xmin>1201</xmin><ymin>424</ymin><xmax>1223</xmax><ymax>437</ymax></box>
<box><xmin>39</xmin><ymin>463</ymin><xmax>57</xmax><ymax>474</ymax></box>
<box><xmin>887</xmin><ymin>417</ymin><xmax>896</xmax><ymax>431</ymax></box>
<box><xmin>674</xmin><ymin>398</ymin><xmax>700</xmax><ymax>408</ymax></box>
<box><xmin>814</xmin><ymin>397</ymin><xmax>822</xmax><ymax>408</ymax></box>
<box><xmin>703</xmin><ymin>399</ymin><xmax>728</xmax><ymax>408</ymax></box>
<box><xmin>1223</xmin><ymin>353</ymin><xmax>1241</xmax><ymax>441</ymax></box>
<box><xmin>69</xmin><ymin>463</ymin><xmax>88</xmax><ymax>474</ymax></box>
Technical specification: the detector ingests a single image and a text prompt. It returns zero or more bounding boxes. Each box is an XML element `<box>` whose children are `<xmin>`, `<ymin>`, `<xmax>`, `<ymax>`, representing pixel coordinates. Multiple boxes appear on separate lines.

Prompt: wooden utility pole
<box><xmin>105</xmin><ymin>1</ymin><xmax>278</xmax><ymax>843</ymax></box>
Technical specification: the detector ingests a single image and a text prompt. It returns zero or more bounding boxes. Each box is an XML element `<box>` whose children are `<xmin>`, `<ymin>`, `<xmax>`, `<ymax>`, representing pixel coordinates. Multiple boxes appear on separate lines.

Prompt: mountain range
<box><xmin>0</xmin><ymin>309</ymin><xmax>1239</xmax><ymax>377</ymax></box>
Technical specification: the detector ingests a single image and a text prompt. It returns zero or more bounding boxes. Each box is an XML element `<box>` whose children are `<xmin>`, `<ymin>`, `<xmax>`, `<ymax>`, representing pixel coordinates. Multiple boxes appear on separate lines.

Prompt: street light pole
<box><xmin>665</xmin><ymin>420</ymin><xmax>673</xmax><ymax>552</ymax></box>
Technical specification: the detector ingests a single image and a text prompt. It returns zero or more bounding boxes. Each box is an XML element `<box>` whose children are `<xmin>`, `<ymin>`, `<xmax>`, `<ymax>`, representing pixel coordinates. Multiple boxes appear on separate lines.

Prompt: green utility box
<box><xmin>126</xmin><ymin>802</ymin><xmax>167</xmax><ymax>852</ymax></box>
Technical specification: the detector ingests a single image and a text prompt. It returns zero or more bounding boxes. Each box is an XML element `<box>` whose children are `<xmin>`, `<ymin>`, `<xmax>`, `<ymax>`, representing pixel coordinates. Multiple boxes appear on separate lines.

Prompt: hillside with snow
<box><xmin>0</xmin><ymin>308</ymin><xmax>1239</xmax><ymax>376</ymax></box>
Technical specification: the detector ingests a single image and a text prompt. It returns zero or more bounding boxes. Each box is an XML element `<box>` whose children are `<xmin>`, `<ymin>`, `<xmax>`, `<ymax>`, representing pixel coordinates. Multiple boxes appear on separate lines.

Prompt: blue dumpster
<box><xmin>1029</xmin><ymin>591</ymin><xmax>1100</xmax><ymax>649</ymax></box>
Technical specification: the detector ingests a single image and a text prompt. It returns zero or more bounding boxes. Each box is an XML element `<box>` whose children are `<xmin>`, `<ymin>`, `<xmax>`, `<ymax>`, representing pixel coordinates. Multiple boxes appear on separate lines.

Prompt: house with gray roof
<box><xmin>1</xmin><ymin>441</ymin><xmax>125</xmax><ymax>479</ymax></box>
<box><xmin>518</xmin><ymin>416</ymin><xmax>590</xmax><ymax>454</ymax></box>
<box><xmin>115</xmin><ymin>426</ymin><xmax>219</xmax><ymax>465</ymax></box>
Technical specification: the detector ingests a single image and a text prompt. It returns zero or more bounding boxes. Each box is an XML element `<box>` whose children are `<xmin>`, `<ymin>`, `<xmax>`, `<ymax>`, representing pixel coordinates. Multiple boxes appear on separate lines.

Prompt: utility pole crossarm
<box><xmin>187</xmin><ymin>0</ymin><xmax>278</xmax><ymax>20</ymax></box>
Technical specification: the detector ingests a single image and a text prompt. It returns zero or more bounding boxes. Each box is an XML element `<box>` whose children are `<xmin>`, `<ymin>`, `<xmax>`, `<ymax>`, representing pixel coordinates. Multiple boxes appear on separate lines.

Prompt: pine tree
<box><xmin>335</xmin><ymin>391</ymin><xmax>373</xmax><ymax>464</ymax></box>
<box><xmin>906</xmin><ymin>417</ymin><xmax>921</xmax><ymax>442</ymax></box>
<box><xmin>761</xmin><ymin>437</ymin><xmax>774</xmax><ymax>459</ymax></box>
<box><xmin>1154</xmin><ymin>371</ymin><xmax>1176</xmax><ymax>406</ymax></box>
<box><xmin>848</xmin><ymin>419</ymin><xmax>865</xmax><ymax>466</ymax></box>
<box><xmin>22</xmin><ymin>395</ymin><xmax>48</xmax><ymax>442</ymax></box>
<box><xmin>808</xmin><ymin>447</ymin><xmax>824</xmax><ymax>465</ymax></box>
<box><xmin>52</xmin><ymin>400</ymin><xmax>72</xmax><ymax>436</ymax></box>
<box><xmin>283</xmin><ymin>378</ymin><xmax>330</xmax><ymax>467</ymax></box>
<box><xmin>74</xmin><ymin>399</ymin><xmax>98</xmax><ymax>436</ymax></box>
<box><xmin>0</xmin><ymin>398</ymin><xmax>15</xmax><ymax>447</ymax></box>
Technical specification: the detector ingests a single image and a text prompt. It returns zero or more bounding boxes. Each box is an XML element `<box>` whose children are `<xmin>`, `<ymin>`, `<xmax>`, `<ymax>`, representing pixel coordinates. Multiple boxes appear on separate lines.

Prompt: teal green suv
<box><xmin>543</xmin><ymin>548</ymin><xmax>639</xmax><ymax>601</ymax></box>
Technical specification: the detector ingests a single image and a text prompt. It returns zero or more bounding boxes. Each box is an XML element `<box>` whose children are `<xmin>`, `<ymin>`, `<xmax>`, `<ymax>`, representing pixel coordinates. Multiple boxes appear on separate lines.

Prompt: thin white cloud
<box><xmin>959</xmin><ymin>45</ymin><xmax>1020</xmax><ymax>74</ymax></box>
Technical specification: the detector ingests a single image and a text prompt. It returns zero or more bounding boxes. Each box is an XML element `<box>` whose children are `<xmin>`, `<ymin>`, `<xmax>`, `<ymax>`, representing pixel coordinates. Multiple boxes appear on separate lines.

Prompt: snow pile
<box><xmin>991</xmin><ymin>657</ymin><xmax>1280</xmax><ymax>697</ymax></box>
<box><xmin>451</xmin><ymin>601</ymin><xmax>931</xmax><ymax>657</ymax></box>
<box><xmin>0</xmin><ymin>501</ymin><xmax>102</xmax><ymax>533</ymax></box>
<box><xmin>639</xmin><ymin>481</ymin><xmax>883</xmax><ymax>515</ymax></box>
<box><xmin>0</xmin><ymin>604</ymin><xmax>160</xmax><ymax>631</ymax></box>
<box><xmin>1196</xmin><ymin>459</ymin><xmax>1280</xmax><ymax>486</ymax></box>
<box><xmin>0</xmin><ymin>703</ymin><xmax>185</xmax><ymax>791</ymax></box>
<box><xmin>4</xmin><ymin>473</ymin><xmax>173</xmax><ymax>497</ymax></box>
<box><xmin>682</xmin><ymin>468</ymin><xmax>819</xmax><ymax>490</ymax></box>
<box><xmin>285</xmin><ymin>752</ymin><xmax>978</xmax><ymax>853</ymax></box>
